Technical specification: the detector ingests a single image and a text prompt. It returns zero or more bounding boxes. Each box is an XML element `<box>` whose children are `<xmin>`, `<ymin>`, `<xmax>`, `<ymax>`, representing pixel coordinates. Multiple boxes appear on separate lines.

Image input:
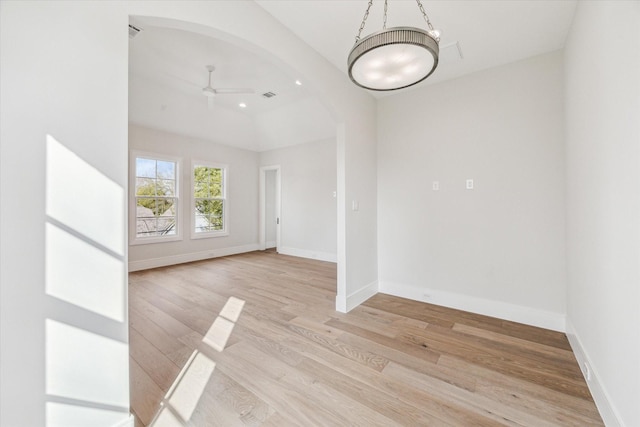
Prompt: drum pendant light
<box><xmin>348</xmin><ymin>0</ymin><xmax>441</xmax><ymax>91</ymax></box>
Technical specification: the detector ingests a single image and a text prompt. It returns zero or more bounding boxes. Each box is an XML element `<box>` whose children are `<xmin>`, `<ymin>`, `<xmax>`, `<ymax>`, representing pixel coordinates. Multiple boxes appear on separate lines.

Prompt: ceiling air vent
<box><xmin>439</xmin><ymin>41</ymin><xmax>463</xmax><ymax>62</ymax></box>
<box><xmin>129</xmin><ymin>24</ymin><xmax>141</xmax><ymax>39</ymax></box>
<box><xmin>262</xmin><ymin>92</ymin><xmax>277</xmax><ymax>98</ymax></box>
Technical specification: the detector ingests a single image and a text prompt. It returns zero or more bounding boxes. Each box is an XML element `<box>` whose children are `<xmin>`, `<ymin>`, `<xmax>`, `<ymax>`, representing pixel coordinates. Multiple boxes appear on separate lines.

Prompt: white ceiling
<box><xmin>129</xmin><ymin>1</ymin><xmax>577</xmax><ymax>151</ymax></box>
<box><xmin>257</xmin><ymin>0</ymin><xmax>577</xmax><ymax>97</ymax></box>
<box><xmin>128</xmin><ymin>25</ymin><xmax>336</xmax><ymax>152</ymax></box>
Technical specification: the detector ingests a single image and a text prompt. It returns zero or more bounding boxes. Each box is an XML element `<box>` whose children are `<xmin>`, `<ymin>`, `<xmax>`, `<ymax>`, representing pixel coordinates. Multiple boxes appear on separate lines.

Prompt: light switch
<box><xmin>466</xmin><ymin>179</ymin><xmax>474</xmax><ymax>190</ymax></box>
<box><xmin>432</xmin><ymin>181</ymin><xmax>439</xmax><ymax>191</ymax></box>
<box><xmin>352</xmin><ymin>200</ymin><xmax>359</xmax><ymax>211</ymax></box>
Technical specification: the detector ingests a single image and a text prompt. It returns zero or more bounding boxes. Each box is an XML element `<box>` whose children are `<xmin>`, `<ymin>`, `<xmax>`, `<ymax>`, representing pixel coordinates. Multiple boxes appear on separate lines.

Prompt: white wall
<box><xmin>564</xmin><ymin>2</ymin><xmax>640</xmax><ymax>425</ymax></box>
<box><xmin>260</xmin><ymin>138</ymin><xmax>337</xmax><ymax>262</ymax></box>
<box><xmin>0</xmin><ymin>2</ymin><xmax>131</xmax><ymax>426</ymax></box>
<box><xmin>128</xmin><ymin>125</ymin><xmax>259</xmax><ymax>270</ymax></box>
<box><xmin>378</xmin><ymin>51</ymin><xmax>566</xmax><ymax>330</ymax></box>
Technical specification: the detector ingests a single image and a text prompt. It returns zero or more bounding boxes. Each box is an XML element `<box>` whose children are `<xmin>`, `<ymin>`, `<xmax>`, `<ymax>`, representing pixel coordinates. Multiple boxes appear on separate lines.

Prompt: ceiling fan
<box><xmin>202</xmin><ymin>65</ymin><xmax>254</xmax><ymax>108</ymax></box>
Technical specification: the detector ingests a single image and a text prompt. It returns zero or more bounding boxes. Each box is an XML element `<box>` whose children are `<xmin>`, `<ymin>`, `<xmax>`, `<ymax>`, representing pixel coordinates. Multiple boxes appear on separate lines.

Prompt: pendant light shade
<box><xmin>348</xmin><ymin>27</ymin><xmax>439</xmax><ymax>91</ymax></box>
<box><xmin>348</xmin><ymin>0</ymin><xmax>440</xmax><ymax>91</ymax></box>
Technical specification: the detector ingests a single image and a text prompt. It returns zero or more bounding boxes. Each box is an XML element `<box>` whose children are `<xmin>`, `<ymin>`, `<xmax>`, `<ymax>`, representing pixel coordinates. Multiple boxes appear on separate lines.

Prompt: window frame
<box><xmin>191</xmin><ymin>160</ymin><xmax>229</xmax><ymax>239</ymax></box>
<box><xmin>129</xmin><ymin>150</ymin><xmax>183</xmax><ymax>245</ymax></box>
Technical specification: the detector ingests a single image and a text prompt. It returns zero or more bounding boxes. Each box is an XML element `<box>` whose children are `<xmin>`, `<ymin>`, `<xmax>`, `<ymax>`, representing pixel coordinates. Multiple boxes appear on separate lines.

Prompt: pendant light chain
<box><xmin>416</xmin><ymin>0</ymin><xmax>439</xmax><ymax>41</ymax></box>
<box><xmin>383</xmin><ymin>0</ymin><xmax>388</xmax><ymax>30</ymax></box>
<box><xmin>356</xmin><ymin>1</ymin><xmax>439</xmax><ymax>43</ymax></box>
<box><xmin>354</xmin><ymin>0</ymin><xmax>374</xmax><ymax>43</ymax></box>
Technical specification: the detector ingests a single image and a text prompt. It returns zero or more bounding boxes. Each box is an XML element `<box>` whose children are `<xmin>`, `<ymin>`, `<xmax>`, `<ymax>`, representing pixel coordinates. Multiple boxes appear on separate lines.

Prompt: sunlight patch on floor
<box><xmin>149</xmin><ymin>296</ymin><xmax>245</xmax><ymax>426</ymax></box>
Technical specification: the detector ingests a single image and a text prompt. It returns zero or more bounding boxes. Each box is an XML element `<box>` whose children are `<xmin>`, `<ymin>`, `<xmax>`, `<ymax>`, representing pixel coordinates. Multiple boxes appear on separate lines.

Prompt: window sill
<box><xmin>130</xmin><ymin>235</ymin><xmax>183</xmax><ymax>245</ymax></box>
<box><xmin>191</xmin><ymin>231</ymin><xmax>229</xmax><ymax>240</ymax></box>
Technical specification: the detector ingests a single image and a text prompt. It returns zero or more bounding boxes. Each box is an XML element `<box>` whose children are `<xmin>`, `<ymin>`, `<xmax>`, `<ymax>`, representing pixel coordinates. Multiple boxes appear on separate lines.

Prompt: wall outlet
<box><xmin>466</xmin><ymin>179</ymin><xmax>474</xmax><ymax>190</ymax></box>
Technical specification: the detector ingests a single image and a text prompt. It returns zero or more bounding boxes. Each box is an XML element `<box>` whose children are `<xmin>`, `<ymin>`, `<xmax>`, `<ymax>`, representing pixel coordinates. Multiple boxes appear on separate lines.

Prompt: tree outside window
<box><xmin>135</xmin><ymin>157</ymin><xmax>178</xmax><ymax>238</ymax></box>
<box><xmin>193</xmin><ymin>164</ymin><xmax>226</xmax><ymax>235</ymax></box>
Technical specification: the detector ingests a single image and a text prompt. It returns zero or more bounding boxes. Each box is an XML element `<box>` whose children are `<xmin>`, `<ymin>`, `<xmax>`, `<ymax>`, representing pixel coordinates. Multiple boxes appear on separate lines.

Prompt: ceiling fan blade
<box><xmin>213</xmin><ymin>88</ymin><xmax>255</xmax><ymax>95</ymax></box>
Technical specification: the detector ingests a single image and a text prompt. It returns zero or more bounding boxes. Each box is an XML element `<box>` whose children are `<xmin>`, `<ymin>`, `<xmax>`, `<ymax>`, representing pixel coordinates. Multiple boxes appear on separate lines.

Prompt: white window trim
<box><xmin>129</xmin><ymin>150</ymin><xmax>183</xmax><ymax>245</ymax></box>
<box><xmin>191</xmin><ymin>160</ymin><xmax>229</xmax><ymax>239</ymax></box>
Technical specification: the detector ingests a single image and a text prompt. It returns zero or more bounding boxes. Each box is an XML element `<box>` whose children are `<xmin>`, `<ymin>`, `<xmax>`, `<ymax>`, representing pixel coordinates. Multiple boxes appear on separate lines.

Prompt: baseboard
<box><xmin>128</xmin><ymin>243</ymin><xmax>260</xmax><ymax>272</ymax></box>
<box><xmin>266</xmin><ymin>240</ymin><xmax>276</xmax><ymax>249</ymax></box>
<box><xmin>277</xmin><ymin>246</ymin><xmax>337</xmax><ymax>263</ymax></box>
<box><xmin>336</xmin><ymin>280</ymin><xmax>378</xmax><ymax>313</ymax></box>
<box><xmin>565</xmin><ymin>319</ymin><xmax>623</xmax><ymax>426</ymax></box>
<box><xmin>378</xmin><ymin>281</ymin><xmax>566</xmax><ymax>332</ymax></box>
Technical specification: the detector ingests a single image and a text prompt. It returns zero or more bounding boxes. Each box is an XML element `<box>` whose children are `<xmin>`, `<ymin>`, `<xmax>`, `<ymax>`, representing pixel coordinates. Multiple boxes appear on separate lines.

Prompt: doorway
<box><xmin>259</xmin><ymin>165</ymin><xmax>281</xmax><ymax>251</ymax></box>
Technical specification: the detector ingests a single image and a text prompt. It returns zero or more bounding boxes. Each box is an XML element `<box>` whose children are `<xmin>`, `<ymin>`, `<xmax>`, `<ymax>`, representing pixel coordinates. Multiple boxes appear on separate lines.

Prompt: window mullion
<box><xmin>133</xmin><ymin>155</ymin><xmax>179</xmax><ymax>241</ymax></box>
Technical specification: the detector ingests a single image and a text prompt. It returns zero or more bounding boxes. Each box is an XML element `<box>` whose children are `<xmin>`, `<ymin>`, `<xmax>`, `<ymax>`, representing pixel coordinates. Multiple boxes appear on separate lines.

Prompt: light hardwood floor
<box><xmin>129</xmin><ymin>250</ymin><xmax>603</xmax><ymax>426</ymax></box>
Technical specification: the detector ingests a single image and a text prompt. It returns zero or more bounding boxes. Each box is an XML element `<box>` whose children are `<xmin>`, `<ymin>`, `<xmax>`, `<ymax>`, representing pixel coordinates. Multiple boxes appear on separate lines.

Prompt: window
<box><xmin>132</xmin><ymin>153</ymin><xmax>180</xmax><ymax>243</ymax></box>
<box><xmin>192</xmin><ymin>162</ymin><xmax>227</xmax><ymax>237</ymax></box>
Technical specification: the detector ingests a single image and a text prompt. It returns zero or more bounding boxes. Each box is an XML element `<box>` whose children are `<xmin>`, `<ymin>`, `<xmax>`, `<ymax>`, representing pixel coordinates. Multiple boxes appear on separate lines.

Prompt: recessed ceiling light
<box><xmin>295</xmin><ymin>80</ymin><xmax>302</xmax><ymax>86</ymax></box>
<box><xmin>239</xmin><ymin>102</ymin><xmax>247</xmax><ymax>108</ymax></box>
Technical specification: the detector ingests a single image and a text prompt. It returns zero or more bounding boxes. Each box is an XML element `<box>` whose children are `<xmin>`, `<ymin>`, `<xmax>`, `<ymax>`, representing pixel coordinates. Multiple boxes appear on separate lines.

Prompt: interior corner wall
<box><xmin>342</xmin><ymin>113</ymin><xmax>379</xmax><ymax>310</ymax></box>
<box><xmin>260</xmin><ymin>138</ymin><xmax>337</xmax><ymax>262</ymax></box>
<box><xmin>0</xmin><ymin>2</ymin><xmax>131</xmax><ymax>426</ymax></box>
<box><xmin>128</xmin><ymin>124</ymin><xmax>259</xmax><ymax>270</ymax></box>
<box><xmin>564</xmin><ymin>1</ymin><xmax>640</xmax><ymax>425</ymax></box>
<box><xmin>377</xmin><ymin>51</ymin><xmax>566</xmax><ymax>330</ymax></box>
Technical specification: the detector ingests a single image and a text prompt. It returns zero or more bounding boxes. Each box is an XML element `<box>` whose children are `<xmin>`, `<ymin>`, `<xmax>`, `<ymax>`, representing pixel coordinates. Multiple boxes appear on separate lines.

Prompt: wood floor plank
<box><xmin>213</xmin><ymin>344</ymin><xmax>348</xmax><ymax>426</ymax></box>
<box><xmin>129</xmin><ymin>357</ymin><xmax>164</xmax><ymax>426</ymax></box>
<box><xmin>240</xmin><ymin>308</ymin><xmax>390</xmax><ymax>372</ymax></box>
<box><xmin>327</xmin><ymin>318</ymin><xmax>441</xmax><ymax>364</ymax></box>
<box><xmin>441</xmin><ymin>323</ymin><xmax>583</xmax><ymax>380</ymax></box>
<box><xmin>330</xmin><ymin>306</ymin><xmax>400</xmax><ymax>338</ymax></box>
<box><xmin>382</xmin><ymin>361</ymin><xmax>552</xmax><ymax>427</ymax></box>
<box><xmin>225</xmin><ymin>340</ymin><xmax>405</xmax><ymax>427</ymax></box>
<box><xmin>206</xmin><ymin>370</ymin><xmax>275</xmax><ymax>425</ymax></box>
<box><xmin>132</xmin><ymin>410</ymin><xmax>145</xmax><ymax>427</ymax></box>
<box><xmin>438</xmin><ymin>355</ymin><xmax>603</xmax><ymax>423</ymax></box>
<box><xmin>129</xmin><ymin>288</ymin><xmax>194</xmax><ymax>338</ymax></box>
<box><xmin>129</xmin><ymin>250</ymin><xmax>604</xmax><ymax>426</ymax></box>
<box><xmin>188</xmin><ymin>397</ymin><xmax>245</xmax><ymax>427</ymax></box>
<box><xmin>280</xmin><ymin>322</ymin><xmax>493</xmax><ymax>425</ymax></box>
<box><xmin>129</xmin><ymin>307</ymin><xmax>185</xmax><ymax>356</ymax></box>
<box><xmin>301</xmin><ymin>355</ymin><xmax>505</xmax><ymax>426</ymax></box>
<box><xmin>180</xmin><ymin>367</ymin><xmax>273</xmax><ymax>427</ymax></box>
<box><xmin>295</xmin><ymin>357</ymin><xmax>445</xmax><ymax>426</ymax></box>
<box><xmin>286</xmin><ymin>321</ymin><xmax>390</xmax><ymax>372</ymax></box>
<box><xmin>334</xmin><ymin>328</ymin><xmax>477</xmax><ymax>393</ymax></box>
<box><xmin>398</xmin><ymin>323</ymin><xmax>591</xmax><ymax>399</ymax></box>
<box><xmin>289</xmin><ymin>315</ymin><xmax>344</xmax><ymax>338</ymax></box>
<box><xmin>260</xmin><ymin>412</ymin><xmax>292</xmax><ymax>427</ymax></box>
<box><xmin>452</xmin><ymin>322</ymin><xmax>577</xmax><ymax>363</ymax></box>
<box><xmin>232</xmin><ymin>322</ymin><xmax>307</xmax><ymax>368</ymax></box>
<box><xmin>366</xmin><ymin>294</ymin><xmax>572</xmax><ymax>350</ymax></box>
<box><xmin>129</xmin><ymin>328</ymin><xmax>181</xmax><ymax>392</ymax></box>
